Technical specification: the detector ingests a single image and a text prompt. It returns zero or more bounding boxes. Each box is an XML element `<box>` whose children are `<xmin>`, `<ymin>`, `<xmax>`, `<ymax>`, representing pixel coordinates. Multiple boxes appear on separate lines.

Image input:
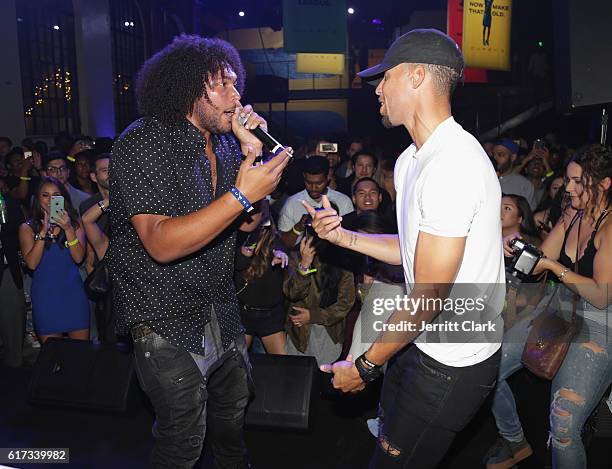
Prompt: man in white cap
<box><xmin>305</xmin><ymin>28</ymin><xmax>505</xmax><ymax>468</ymax></box>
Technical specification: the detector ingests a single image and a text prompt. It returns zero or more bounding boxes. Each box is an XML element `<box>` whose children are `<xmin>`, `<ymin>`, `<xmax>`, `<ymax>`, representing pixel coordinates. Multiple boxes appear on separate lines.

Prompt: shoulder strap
<box><xmin>594</xmin><ymin>208</ymin><xmax>611</xmax><ymax>232</ymax></box>
<box><xmin>567</xmin><ymin>210</ymin><xmax>581</xmax><ymax>231</ymax></box>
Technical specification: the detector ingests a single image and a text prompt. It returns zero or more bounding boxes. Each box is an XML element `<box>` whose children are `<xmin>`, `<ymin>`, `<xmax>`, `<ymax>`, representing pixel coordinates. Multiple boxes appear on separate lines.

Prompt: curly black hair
<box><xmin>136</xmin><ymin>34</ymin><xmax>245</xmax><ymax>124</ymax></box>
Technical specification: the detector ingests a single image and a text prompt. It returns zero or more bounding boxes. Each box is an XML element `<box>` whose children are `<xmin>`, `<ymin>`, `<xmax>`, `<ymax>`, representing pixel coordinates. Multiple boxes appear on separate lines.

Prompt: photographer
<box><xmin>514</xmin><ymin>141</ymin><xmax>555</xmax><ymax>207</ymax></box>
<box><xmin>486</xmin><ymin>145</ymin><xmax>612</xmax><ymax>469</ymax></box>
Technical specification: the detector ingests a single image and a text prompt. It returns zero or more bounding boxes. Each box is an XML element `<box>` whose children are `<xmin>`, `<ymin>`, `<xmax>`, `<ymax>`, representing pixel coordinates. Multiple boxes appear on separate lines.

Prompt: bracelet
<box><xmin>292</xmin><ymin>226</ymin><xmax>304</xmax><ymax>236</ymax></box>
<box><xmin>65</xmin><ymin>238</ymin><xmax>80</xmax><ymax>248</ymax></box>
<box><xmin>230</xmin><ymin>187</ymin><xmax>254</xmax><ymax>212</ymax></box>
<box><xmin>545</xmin><ymin>170</ymin><xmax>555</xmax><ymax>178</ymax></box>
<box><xmin>298</xmin><ymin>263</ymin><xmax>317</xmax><ymax>276</ymax></box>
<box><xmin>97</xmin><ymin>200</ymin><xmax>108</xmax><ymax>213</ymax></box>
<box><xmin>558</xmin><ymin>268</ymin><xmax>570</xmax><ymax>282</ymax></box>
<box><xmin>67</xmin><ymin>155</ymin><xmax>76</xmax><ymax>163</ymax></box>
<box><xmin>361</xmin><ymin>353</ymin><xmax>381</xmax><ymax>369</ymax></box>
<box><xmin>33</xmin><ymin>232</ymin><xmax>45</xmax><ymax>241</ymax></box>
<box><xmin>20</xmin><ymin>176</ymin><xmax>31</xmax><ymax>181</ymax></box>
<box><xmin>354</xmin><ymin>353</ymin><xmax>383</xmax><ymax>383</ymax></box>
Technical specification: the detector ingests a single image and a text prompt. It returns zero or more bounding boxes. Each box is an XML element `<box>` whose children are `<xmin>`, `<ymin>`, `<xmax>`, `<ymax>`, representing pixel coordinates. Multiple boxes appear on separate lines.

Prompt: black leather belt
<box><xmin>131</xmin><ymin>323</ymin><xmax>154</xmax><ymax>341</ymax></box>
<box><xmin>241</xmin><ymin>304</ymin><xmax>280</xmax><ymax>311</ymax></box>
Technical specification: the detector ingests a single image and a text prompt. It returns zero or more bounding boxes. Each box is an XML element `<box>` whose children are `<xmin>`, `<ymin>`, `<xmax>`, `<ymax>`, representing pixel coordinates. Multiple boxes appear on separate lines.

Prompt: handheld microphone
<box><xmin>238</xmin><ymin>114</ymin><xmax>291</xmax><ymax>156</ymax></box>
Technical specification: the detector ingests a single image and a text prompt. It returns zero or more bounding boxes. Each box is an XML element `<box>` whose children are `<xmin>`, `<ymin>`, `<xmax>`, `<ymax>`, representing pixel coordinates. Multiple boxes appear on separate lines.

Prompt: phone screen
<box><xmin>24</xmin><ymin>151</ymin><xmax>33</xmax><ymax>159</ymax></box>
<box><xmin>318</xmin><ymin>143</ymin><xmax>338</xmax><ymax>153</ymax></box>
<box><xmin>49</xmin><ymin>195</ymin><xmax>64</xmax><ymax>224</ymax></box>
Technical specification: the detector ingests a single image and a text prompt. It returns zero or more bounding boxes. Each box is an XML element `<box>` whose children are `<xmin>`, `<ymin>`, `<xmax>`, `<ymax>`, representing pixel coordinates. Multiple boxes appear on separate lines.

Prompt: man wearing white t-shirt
<box><xmin>305</xmin><ymin>29</ymin><xmax>505</xmax><ymax>468</ymax></box>
<box><xmin>278</xmin><ymin>155</ymin><xmax>353</xmax><ymax>248</ymax></box>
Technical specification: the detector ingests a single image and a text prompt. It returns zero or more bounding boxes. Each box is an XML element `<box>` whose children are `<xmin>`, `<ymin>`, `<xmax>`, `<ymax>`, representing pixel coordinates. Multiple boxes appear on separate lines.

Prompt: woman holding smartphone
<box><xmin>18</xmin><ymin>176</ymin><xmax>89</xmax><ymax>343</ymax></box>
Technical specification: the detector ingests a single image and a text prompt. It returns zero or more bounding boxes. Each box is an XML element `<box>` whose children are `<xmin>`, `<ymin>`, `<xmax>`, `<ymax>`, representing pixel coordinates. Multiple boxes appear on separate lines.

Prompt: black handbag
<box><xmin>84</xmin><ymin>258</ymin><xmax>110</xmax><ymax>298</ymax></box>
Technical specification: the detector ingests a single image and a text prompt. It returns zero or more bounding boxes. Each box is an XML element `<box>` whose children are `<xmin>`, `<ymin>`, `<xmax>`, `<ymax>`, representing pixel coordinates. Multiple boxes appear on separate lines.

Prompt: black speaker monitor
<box><xmin>554</xmin><ymin>0</ymin><xmax>612</xmax><ymax>109</ymax></box>
<box><xmin>28</xmin><ymin>338</ymin><xmax>136</xmax><ymax>413</ymax></box>
<box><xmin>245</xmin><ymin>354</ymin><xmax>317</xmax><ymax>430</ymax></box>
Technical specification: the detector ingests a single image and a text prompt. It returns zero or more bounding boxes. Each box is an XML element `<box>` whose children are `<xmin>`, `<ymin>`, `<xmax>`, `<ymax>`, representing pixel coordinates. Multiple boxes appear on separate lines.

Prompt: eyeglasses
<box><xmin>46</xmin><ymin>166</ymin><xmax>67</xmax><ymax>174</ymax></box>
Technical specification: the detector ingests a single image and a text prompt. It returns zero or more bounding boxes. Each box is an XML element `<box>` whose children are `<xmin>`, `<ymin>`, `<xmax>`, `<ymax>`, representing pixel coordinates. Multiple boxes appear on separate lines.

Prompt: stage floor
<box><xmin>0</xmin><ymin>362</ymin><xmax>609</xmax><ymax>468</ymax></box>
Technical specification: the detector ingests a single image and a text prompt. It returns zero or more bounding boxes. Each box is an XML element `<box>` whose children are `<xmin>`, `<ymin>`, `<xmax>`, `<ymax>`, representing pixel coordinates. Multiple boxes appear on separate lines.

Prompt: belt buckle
<box><xmin>131</xmin><ymin>323</ymin><xmax>153</xmax><ymax>341</ymax></box>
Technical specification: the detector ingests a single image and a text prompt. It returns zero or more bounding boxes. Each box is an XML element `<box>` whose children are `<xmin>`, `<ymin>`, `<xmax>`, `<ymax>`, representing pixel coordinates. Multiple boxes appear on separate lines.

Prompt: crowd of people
<box><xmin>1</xmin><ymin>126</ymin><xmax>610</xmax><ymax>469</ymax></box>
<box><xmin>0</xmin><ymin>30</ymin><xmax>610</xmax><ymax>469</ymax></box>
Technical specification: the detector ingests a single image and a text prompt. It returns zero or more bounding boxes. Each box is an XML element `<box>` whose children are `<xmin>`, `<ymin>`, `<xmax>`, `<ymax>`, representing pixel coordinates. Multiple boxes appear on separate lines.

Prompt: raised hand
<box><xmin>299</xmin><ymin>236</ymin><xmax>316</xmax><ymax>267</ymax></box>
<box><xmin>301</xmin><ymin>195</ymin><xmax>344</xmax><ymax>244</ymax></box>
<box><xmin>39</xmin><ymin>211</ymin><xmax>50</xmax><ymax>238</ymax></box>
<box><xmin>271</xmin><ymin>249</ymin><xmax>288</xmax><ymax>268</ymax></box>
<box><xmin>54</xmin><ymin>208</ymin><xmax>72</xmax><ymax>232</ymax></box>
<box><xmin>235</xmin><ymin>145</ymin><xmax>291</xmax><ymax>205</ymax></box>
<box><xmin>232</xmin><ymin>103</ymin><xmax>267</xmax><ymax>154</ymax></box>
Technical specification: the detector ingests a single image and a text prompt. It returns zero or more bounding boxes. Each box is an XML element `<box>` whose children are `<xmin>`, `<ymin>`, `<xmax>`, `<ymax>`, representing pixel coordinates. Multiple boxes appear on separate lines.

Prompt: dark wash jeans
<box><xmin>370</xmin><ymin>345</ymin><xmax>500</xmax><ymax>469</ymax></box>
<box><xmin>133</xmin><ymin>322</ymin><xmax>251</xmax><ymax>469</ymax></box>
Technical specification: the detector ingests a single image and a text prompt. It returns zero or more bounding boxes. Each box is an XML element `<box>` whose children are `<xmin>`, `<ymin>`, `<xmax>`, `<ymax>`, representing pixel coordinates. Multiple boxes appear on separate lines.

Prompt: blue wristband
<box><xmin>230</xmin><ymin>187</ymin><xmax>254</xmax><ymax>213</ymax></box>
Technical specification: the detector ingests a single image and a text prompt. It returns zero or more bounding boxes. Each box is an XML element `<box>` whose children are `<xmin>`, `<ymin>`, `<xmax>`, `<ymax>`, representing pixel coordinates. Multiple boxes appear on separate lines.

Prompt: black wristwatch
<box><xmin>354</xmin><ymin>353</ymin><xmax>384</xmax><ymax>383</ymax></box>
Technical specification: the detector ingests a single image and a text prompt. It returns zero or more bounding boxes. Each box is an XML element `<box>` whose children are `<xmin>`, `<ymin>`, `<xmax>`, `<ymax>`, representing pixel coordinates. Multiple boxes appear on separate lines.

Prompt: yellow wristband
<box><xmin>292</xmin><ymin>226</ymin><xmax>304</xmax><ymax>236</ymax></box>
<box><xmin>545</xmin><ymin>170</ymin><xmax>555</xmax><ymax>178</ymax></box>
<box><xmin>67</xmin><ymin>155</ymin><xmax>76</xmax><ymax>162</ymax></box>
<box><xmin>298</xmin><ymin>263</ymin><xmax>317</xmax><ymax>276</ymax></box>
<box><xmin>65</xmin><ymin>238</ymin><xmax>80</xmax><ymax>247</ymax></box>
<box><xmin>20</xmin><ymin>176</ymin><xmax>31</xmax><ymax>181</ymax></box>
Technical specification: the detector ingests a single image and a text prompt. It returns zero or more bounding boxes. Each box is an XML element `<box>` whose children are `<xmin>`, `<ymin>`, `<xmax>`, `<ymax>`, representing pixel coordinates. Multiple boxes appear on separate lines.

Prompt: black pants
<box><xmin>133</xmin><ymin>329</ymin><xmax>251</xmax><ymax>469</ymax></box>
<box><xmin>370</xmin><ymin>345</ymin><xmax>500</xmax><ymax>469</ymax></box>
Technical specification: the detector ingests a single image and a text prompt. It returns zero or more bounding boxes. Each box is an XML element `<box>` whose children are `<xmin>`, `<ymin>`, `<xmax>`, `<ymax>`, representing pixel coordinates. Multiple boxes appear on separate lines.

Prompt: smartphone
<box><xmin>305</xmin><ymin>223</ymin><xmax>316</xmax><ymax>238</ymax></box>
<box><xmin>318</xmin><ymin>143</ymin><xmax>338</xmax><ymax>153</ymax></box>
<box><xmin>533</xmin><ymin>139</ymin><xmax>547</xmax><ymax>150</ymax></box>
<box><xmin>23</xmin><ymin>150</ymin><xmax>32</xmax><ymax>159</ymax></box>
<box><xmin>49</xmin><ymin>195</ymin><xmax>64</xmax><ymax>224</ymax></box>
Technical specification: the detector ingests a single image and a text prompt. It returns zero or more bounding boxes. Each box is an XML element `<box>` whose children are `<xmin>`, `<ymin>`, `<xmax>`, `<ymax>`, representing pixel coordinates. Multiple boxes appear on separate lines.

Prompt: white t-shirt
<box><xmin>395</xmin><ymin>117</ymin><xmax>505</xmax><ymax>367</ymax></box>
<box><xmin>277</xmin><ymin>188</ymin><xmax>354</xmax><ymax>233</ymax></box>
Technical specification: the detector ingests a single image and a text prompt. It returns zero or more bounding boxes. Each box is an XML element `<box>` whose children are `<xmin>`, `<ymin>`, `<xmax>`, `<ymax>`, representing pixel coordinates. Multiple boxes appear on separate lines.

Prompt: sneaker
<box><xmin>24</xmin><ymin>331</ymin><xmax>40</xmax><ymax>349</ymax></box>
<box><xmin>366</xmin><ymin>418</ymin><xmax>379</xmax><ymax>438</ymax></box>
<box><xmin>484</xmin><ymin>436</ymin><xmax>533</xmax><ymax>469</ymax></box>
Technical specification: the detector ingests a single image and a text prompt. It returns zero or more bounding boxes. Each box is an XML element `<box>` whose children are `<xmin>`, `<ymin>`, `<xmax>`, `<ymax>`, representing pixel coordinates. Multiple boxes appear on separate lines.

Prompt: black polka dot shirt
<box><xmin>107</xmin><ymin>117</ymin><xmax>244</xmax><ymax>354</ymax></box>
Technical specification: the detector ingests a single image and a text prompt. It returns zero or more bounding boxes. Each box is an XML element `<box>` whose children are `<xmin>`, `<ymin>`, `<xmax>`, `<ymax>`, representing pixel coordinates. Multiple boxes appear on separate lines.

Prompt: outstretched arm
<box><xmin>303</xmin><ymin>195</ymin><xmax>402</xmax><ymax>265</ymax></box>
<box><xmin>321</xmin><ymin>231</ymin><xmax>466</xmax><ymax>393</ymax></box>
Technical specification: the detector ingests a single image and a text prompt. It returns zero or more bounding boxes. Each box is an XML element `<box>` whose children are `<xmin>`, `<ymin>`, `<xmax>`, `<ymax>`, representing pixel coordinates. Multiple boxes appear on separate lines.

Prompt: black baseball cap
<box><xmin>358</xmin><ymin>28</ymin><xmax>464</xmax><ymax>85</ymax></box>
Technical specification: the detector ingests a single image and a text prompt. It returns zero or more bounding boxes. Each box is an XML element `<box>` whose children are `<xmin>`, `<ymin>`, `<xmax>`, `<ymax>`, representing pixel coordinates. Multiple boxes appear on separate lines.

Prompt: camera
<box><xmin>508</xmin><ymin>238</ymin><xmax>543</xmax><ymax>278</ymax></box>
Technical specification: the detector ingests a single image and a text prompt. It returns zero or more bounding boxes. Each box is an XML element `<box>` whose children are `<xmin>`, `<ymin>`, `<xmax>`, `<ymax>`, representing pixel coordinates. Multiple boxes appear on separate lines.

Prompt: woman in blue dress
<box><xmin>19</xmin><ymin>177</ymin><xmax>89</xmax><ymax>343</ymax></box>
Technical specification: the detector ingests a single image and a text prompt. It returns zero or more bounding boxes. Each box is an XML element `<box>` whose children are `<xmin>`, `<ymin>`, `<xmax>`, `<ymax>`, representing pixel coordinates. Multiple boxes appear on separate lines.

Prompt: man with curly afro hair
<box><xmin>107</xmin><ymin>34</ymin><xmax>290</xmax><ymax>468</ymax></box>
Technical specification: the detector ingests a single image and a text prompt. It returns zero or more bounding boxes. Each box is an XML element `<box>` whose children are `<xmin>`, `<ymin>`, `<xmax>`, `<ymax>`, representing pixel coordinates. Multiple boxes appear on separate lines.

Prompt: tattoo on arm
<box><xmin>350</xmin><ymin>232</ymin><xmax>358</xmax><ymax>247</ymax></box>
